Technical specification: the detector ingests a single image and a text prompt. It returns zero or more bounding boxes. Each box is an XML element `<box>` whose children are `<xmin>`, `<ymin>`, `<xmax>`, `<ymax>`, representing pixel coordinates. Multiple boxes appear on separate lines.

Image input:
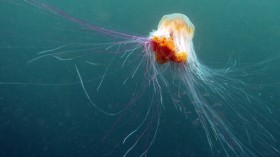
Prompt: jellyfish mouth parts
<box><xmin>149</xmin><ymin>36</ymin><xmax>187</xmax><ymax>64</ymax></box>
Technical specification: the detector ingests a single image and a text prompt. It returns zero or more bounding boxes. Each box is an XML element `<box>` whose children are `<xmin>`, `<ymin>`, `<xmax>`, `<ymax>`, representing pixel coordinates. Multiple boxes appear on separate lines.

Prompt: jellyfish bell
<box><xmin>149</xmin><ymin>13</ymin><xmax>195</xmax><ymax>64</ymax></box>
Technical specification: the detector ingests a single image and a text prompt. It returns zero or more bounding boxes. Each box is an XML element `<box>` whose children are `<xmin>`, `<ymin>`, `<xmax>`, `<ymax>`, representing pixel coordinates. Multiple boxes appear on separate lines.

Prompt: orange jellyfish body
<box><xmin>149</xmin><ymin>13</ymin><xmax>195</xmax><ymax>64</ymax></box>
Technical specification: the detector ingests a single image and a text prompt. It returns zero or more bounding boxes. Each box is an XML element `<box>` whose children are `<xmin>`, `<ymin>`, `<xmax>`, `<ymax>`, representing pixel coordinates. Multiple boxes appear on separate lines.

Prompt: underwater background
<box><xmin>0</xmin><ymin>0</ymin><xmax>280</xmax><ymax>156</ymax></box>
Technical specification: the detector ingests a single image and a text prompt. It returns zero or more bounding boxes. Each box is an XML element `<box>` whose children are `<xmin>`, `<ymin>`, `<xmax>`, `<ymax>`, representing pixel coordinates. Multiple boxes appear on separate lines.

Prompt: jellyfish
<box><xmin>2</xmin><ymin>0</ymin><xmax>280</xmax><ymax>157</ymax></box>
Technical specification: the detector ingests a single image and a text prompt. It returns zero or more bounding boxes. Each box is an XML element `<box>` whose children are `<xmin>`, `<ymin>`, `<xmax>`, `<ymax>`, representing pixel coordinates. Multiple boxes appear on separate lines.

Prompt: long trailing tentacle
<box><xmin>24</xmin><ymin>0</ymin><xmax>147</xmax><ymax>42</ymax></box>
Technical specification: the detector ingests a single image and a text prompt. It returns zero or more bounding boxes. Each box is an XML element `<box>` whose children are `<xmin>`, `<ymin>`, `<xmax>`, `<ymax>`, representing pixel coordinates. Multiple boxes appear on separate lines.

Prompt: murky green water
<box><xmin>0</xmin><ymin>0</ymin><xmax>280</xmax><ymax>156</ymax></box>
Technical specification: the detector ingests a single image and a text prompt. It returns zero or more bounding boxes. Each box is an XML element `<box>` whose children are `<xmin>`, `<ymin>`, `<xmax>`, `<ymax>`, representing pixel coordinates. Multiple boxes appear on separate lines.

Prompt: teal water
<box><xmin>0</xmin><ymin>0</ymin><xmax>280</xmax><ymax>157</ymax></box>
